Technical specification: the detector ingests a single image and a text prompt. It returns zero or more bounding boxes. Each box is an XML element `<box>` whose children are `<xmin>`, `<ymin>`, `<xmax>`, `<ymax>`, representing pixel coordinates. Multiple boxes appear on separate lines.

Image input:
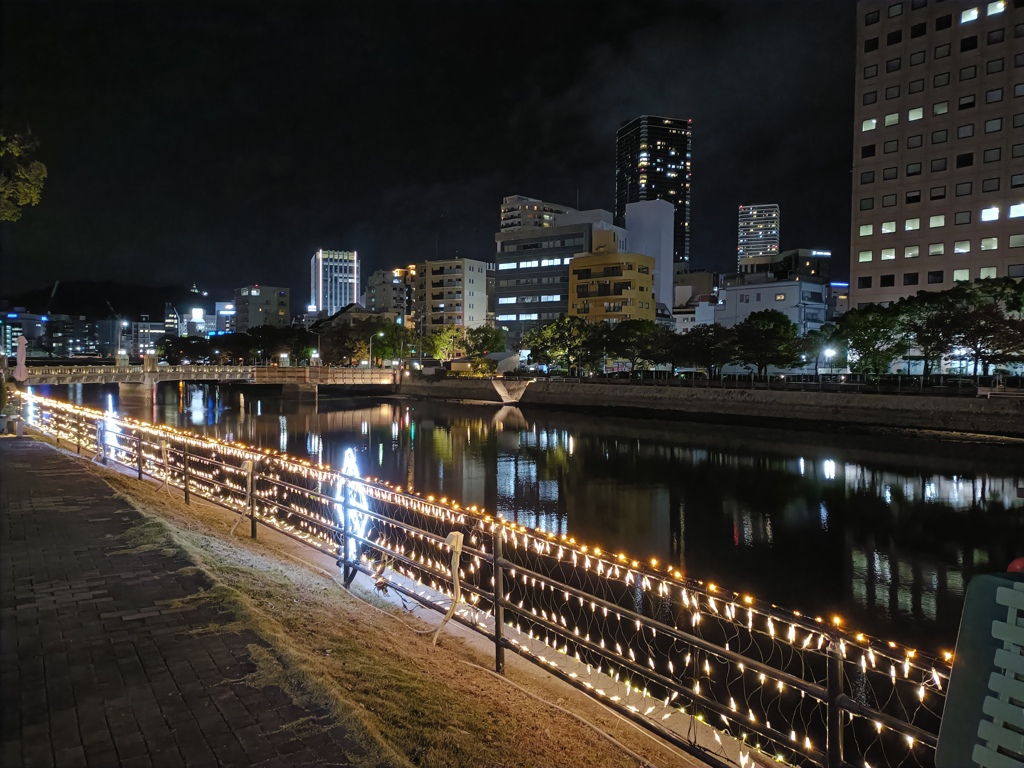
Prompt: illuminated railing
<box><xmin>23</xmin><ymin>394</ymin><xmax>949</xmax><ymax>768</ymax></box>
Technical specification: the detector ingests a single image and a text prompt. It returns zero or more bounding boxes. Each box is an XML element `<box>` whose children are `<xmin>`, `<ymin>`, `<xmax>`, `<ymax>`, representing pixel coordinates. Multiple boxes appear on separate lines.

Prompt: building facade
<box><xmin>569</xmin><ymin>231</ymin><xmax>656</xmax><ymax>325</ymax></box>
<box><xmin>233</xmin><ymin>285</ymin><xmax>290</xmax><ymax>333</ymax></box>
<box><xmin>850</xmin><ymin>0</ymin><xmax>1024</xmax><ymax>308</ymax></box>
<box><xmin>494</xmin><ymin>206</ymin><xmax>627</xmax><ymax>346</ymax></box>
<box><xmin>614</xmin><ymin>115</ymin><xmax>693</xmax><ymax>264</ymax></box>
<box><xmin>737</xmin><ymin>204</ymin><xmax>781</xmax><ymax>267</ymax></box>
<box><xmin>366</xmin><ymin>266</ymin><xmax>415</xmax><ymax>317</ymax></box>
<box><xmin>697</xmin><ymin>278</ymin><xmax>828</xmax><ymax>336</ymax></box>
<box><xmin>311</xmin><ymin>249</ymin><xmax>359</xmax><ymax>315</ymax></box>
<box><xmin>412</xmin><ymin>258</ymin><xmax>488</xmax><ymax>336</ymax></box>
<box><xmin>624</xmin><ymin>199</ymin><xmax>675</xmax><ymax>307</ymax></box>
<box><xmin>500</xmin><ymin>195</ymin><xmax>576</xmax><ymax>230</ymax></box>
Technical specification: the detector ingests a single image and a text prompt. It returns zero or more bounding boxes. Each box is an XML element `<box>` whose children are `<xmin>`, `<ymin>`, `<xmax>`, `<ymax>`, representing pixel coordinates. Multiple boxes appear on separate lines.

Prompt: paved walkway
<box><xmin>0</xmin><ymin>438</ymin><xmax>362</xmax><ymax>768</ymax></box>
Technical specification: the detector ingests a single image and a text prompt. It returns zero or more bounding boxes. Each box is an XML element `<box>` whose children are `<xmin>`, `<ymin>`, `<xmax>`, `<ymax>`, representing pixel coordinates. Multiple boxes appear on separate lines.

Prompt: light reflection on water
<box><xmin>41</xmin><ymin>382</ymin><xmax>1024</xmax><ymax>654</ymax></box>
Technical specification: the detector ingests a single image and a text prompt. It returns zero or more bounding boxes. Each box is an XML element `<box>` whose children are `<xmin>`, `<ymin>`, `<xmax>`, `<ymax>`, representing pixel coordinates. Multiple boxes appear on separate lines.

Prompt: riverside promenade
<box><xmin>0</xmin><ymin>437</ymin><xmax>359</xmax><ymax>768</ymax></box>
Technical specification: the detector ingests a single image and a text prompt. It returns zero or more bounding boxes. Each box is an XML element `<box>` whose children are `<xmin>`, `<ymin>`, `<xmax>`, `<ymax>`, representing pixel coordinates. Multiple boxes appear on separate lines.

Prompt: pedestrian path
<box><xmin>0</xmin><ymin>438</ymin><xmax>361</xmax><ymax>768</ymax></box>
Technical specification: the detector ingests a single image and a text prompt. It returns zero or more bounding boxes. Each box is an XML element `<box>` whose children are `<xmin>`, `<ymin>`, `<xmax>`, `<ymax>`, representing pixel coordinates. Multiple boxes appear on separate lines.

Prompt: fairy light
<box><xmin>25</xmin><ymin>393</ymin><xmax>950</xmax><ymax>768</ymax></box>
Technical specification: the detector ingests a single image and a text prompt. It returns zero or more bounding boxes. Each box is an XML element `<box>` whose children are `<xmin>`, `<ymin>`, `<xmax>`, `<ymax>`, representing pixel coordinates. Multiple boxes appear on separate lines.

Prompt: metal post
<box><xmin>97</xmin><ymin>421</ymin><xmax>107</xmax><ymax>465</ymax></box>
<box><xmin>77</xmin><ymin>413</ymin><xmax>82</xmax><ymax>455</ymax></box>
<box><xmin>183</xmin><ymin>443</ymin><xmax>191</xmax><ymax>505</ymax></box>
<box><xmin>826</xmin><ymin>638</ymin><xmax>845</xmax><ymax>768</ymax></box>
<box><xmin>493</xmin><ymin>525</ymin><xmax>506</xmax><ymax>675</ymax></box>
<box><xmin>342</xmin><ymin>481</ymin><xmax>355</xmax><ymax>588</ymax></box>
<box><xmin>136</xmin><ymin>433</ymin><xmax>144</xmax><ymax>479</ymax></box>
<box><xmin>247</xmin><ymin>460</ymin><xmax>257</xmax><ymax>539</ymax></box>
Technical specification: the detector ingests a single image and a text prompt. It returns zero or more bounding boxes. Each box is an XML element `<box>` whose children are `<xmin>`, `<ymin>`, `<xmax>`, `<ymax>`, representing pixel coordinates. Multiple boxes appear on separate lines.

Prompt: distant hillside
<box><xmin>1</xmin><ymin>281</ymin><xmax>206</xmax><ymax>320</ymax></box>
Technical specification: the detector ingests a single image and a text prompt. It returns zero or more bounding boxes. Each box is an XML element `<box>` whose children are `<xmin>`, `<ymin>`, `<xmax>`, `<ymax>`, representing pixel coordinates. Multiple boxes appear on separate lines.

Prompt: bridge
<box><xmin>13</xmin><ymin>364</ymin><xmax>401</xmax><ymax>404</ymax></box>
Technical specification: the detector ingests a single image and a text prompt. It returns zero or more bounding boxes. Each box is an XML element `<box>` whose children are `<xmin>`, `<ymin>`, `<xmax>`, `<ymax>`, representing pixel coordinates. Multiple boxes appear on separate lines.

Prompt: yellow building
<box><xmin>569</xmin><ymin>230</ymin><xmax>655</xmax><ymax>324</ymax></box>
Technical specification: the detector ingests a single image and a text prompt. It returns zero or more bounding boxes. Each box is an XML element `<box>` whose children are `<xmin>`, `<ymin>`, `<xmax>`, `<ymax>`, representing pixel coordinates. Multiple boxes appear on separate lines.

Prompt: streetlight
<box><xmin>367</xmin><ymin>331</ymin><xmax>384</xmax><ymax>368</ymax></box>
<box><xmin>824</xmin><ymin>348</ymin><xmax>836</xmax><ymax>375</ymax></box>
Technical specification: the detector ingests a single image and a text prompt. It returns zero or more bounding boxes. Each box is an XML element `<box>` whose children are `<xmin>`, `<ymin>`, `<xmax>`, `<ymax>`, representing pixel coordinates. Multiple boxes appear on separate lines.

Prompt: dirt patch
<box><xmin>82</xmin><ymin>456</ymin><xmax>703</xmax><ymax>768</ymax></box>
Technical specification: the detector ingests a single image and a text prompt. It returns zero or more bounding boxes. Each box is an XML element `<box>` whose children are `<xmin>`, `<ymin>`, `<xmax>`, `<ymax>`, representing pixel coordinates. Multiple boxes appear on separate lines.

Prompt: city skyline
<box><xmin>1</xmin><ymin>0</ymin><xmax>855</xmax><ymax>303</ymax></box>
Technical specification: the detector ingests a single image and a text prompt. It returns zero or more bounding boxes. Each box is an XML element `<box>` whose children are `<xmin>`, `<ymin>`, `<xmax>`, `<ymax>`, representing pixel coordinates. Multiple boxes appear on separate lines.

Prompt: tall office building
<box><xmin>311</xmin><ymin>249</ymin><xmax>359</xmax><ymax>315</ymax></box>
<box><xmin>737</xmin><ymin>204</ymin><xmax>781</xmax><ymax>268</ymax></box>
<box><xmin>233</xmin><ymin>285</ymin><xmax>290</xmax><ymax>333</ymax></box>
<box><xmin>850</xmin><ymin>0</ymin><xmax>1024</xmax><ymax>308</ymax></box>
<box><xmin>614</xmin><ymin>115</ymin><xmax>693</xmax><ymax>264</ymax></box>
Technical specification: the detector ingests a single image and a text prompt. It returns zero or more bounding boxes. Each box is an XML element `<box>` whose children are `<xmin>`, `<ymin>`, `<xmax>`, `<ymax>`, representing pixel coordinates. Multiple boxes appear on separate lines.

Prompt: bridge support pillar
<box><xmin>118</xmin><ymin>380</ymin><xmax>156</xmax><ymax>412</ymax></box>
<box><xmin>282</xmin><ymin>383</ymin><xmax>318</xmax><ymax>401</ymax></box>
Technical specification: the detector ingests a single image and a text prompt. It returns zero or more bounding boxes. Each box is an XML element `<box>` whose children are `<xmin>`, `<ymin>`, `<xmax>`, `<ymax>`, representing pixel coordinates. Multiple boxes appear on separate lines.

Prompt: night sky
<box><xmin>1</xmin><ymin>0</ymin><xmax>855</xmax><ymax>305</ymax></box>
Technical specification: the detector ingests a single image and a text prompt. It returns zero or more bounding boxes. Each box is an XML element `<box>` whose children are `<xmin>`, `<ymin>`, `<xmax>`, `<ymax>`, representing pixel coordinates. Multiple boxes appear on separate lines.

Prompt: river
<box><xmin>45</xmin><ymin>382</ymin><xmax>1024</xmax><ymax>657</ymax></box>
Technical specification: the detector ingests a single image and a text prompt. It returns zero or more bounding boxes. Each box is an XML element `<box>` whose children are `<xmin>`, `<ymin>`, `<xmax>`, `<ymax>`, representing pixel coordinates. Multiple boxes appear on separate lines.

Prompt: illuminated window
<box><xmin>775</xmin><ymin>293</ymin><xmax>786</xmax><ymax>301</ymax></box>
<box><xmin>859</xmin><ymin>224</ymin><xmax>874</xmax><ymax>236</ymax></box>
<box><xmin>981</xmin><ymin>206</ymin><xmax>1000</xmax><ymax>221</ymax></box>
<box><xmin>980</xmin><ymin>267</ymin><xmax>997</xmax><ymax>279</ymax></box>
<box><xmin>981</xmin><ymin>237</ymin><xmax>999</xmax><ymax>250</ymax></box>
<box><xmin>498</xmin><ymin>297</ymin><xmax>516</xmax><ymax>304</ymax></box>
<box><xmin>909</xmin><ymin>107</ymin><xmax>924</xmax><ymax>121</ymax></box>
<box><xmin>497</xmin><ymin>314</ymin><xmax>516</xmax><ymax>321</ymax></box>
<box><xmin>930</xmin><ymin>215</ymin><xmax>946</xmax><ymax>228</ymax></box>
<box><xmin>906</xmin><ymin>218</ymin><xmax>921</xmax><ymax>231</ymax></box>
<box><xmin>953</xmin><ymin>269</ymin><xmax>970</xmax><ymax>282</ymax></box>
<box><xmin>498</xmin><ymin>263</ymin><xmax>516</xmax><ymax>271</ymax></box>
<box><xmin>862</xmin><ymin>118</ymin><xmax>877</xmax><ymax>131</ymax></box>
<box><xmin>929</xmin><ymin>243</ymin><xmax>945</xmax><ymax>256</ymax></box>
<box><xmin>882</xmin><ymin>220</ymin><xmax>896</xmax><ymax>233</ymax></box>
<box><xmin>859</xmin><ymin>250</ymin><xmax>873</xmax><ymax>262</ymax></box>
<box><xmin>987</xmin><ymin>1</ymin><xmax>1004</xmax><ymax>15</ymax></box>
<box><xmin>933</xmin><ymin>101</ymin><xmax>949</xmax><ymax>115</ymax></box>
<box><xmin>905</xmin><ymin>245</ymin><xmax>920</xmax><ymax>258</ymax></box>
<box><xmin>1012</xmin><ymin>236</ymin><xmax>1024</xmax><ymax>248</ymax></box>
<box><xmin>955</xmin><ymin>240</ymin><xmax>971</xmax><ymax>253</ymax></box>
<box><xmin>1009</xmin><ymin>204</ymin><xmax>1024</xmax><ymax>218</ymax></box>
<box><xmin>541</xmin><ymin>295</ymin><xmax>561</xmax><ymax>302</ymax></box>
<box><xmin>961</xmin><ymin>8</ymin><xmax>979</xmax><ymax>23</ymax></box>
<box><xmin>881</xmin><ymin>248</ymin><xmax>896</xmax><ymax>260</ymax></box>
<box><xmin>885</xmin><ymin>112</ymin><xmax>899</xmax><ymax>126</ymax></box>
<box><xmin>519</xmin><ymin>260</ymin><xmax>539</xmax><ymax>268</ymax></box>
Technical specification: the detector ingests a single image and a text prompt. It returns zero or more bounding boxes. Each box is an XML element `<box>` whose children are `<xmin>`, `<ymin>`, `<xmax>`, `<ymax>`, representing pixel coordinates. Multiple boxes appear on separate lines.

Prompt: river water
<box><xmin>47</xmin><ymin>382</ymin><xmax>1024</xmax><ymax>657</ymax></box>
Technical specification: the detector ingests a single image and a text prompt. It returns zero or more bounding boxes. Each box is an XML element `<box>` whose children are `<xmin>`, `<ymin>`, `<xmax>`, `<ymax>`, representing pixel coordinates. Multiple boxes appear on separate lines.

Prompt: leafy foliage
<box><xmin>1</xmin><ymin>130</ymin><xmax>47</xmax><ymax>222</ymax></box>
<box><xmin>733</xmin><ymin>310</ymin><xmax>801</xmax><ymax>375</ymax></box>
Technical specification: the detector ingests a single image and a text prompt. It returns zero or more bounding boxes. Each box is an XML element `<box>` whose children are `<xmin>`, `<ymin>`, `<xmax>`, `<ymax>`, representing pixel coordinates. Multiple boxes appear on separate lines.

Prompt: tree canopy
<box><xmin>1</xmin><ymin>130</ymin><xmax>47</xmax><ymax>222</ymax></box>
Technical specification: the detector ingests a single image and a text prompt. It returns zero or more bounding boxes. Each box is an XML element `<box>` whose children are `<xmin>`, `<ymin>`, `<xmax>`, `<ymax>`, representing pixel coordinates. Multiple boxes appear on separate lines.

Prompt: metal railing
<box><xmin>22</xmin><ymin>393</ymin><xmax>949</xmax><ymax>768</ymax></box>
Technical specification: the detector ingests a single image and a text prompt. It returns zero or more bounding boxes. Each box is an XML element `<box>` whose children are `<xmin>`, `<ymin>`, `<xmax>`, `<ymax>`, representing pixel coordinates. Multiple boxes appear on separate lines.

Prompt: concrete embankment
<box><xmin>398</xmin><ymin>379</ymin><xmax>1024</xmax><ymax>438</ymax></box>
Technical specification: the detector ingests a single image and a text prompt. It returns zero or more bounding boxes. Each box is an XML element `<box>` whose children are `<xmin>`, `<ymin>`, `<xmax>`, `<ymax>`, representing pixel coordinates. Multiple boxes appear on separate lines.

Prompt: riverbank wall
<box><xmin>397</xmin><ymin>379</ymin><xmax>1024</xmax><ymax>438</ymax></box>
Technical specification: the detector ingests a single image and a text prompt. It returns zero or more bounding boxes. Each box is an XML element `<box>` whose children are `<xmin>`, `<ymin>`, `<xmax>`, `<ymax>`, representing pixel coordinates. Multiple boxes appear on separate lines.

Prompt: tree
<box><xmin>944</xmin><ymin>282</ymin><xmax>1024</xmax><ymax>375</ymax></box>
<box><xmin>802</xmin><ymin>323</ymin><xmax>845</xmax><ymax>375</ymax></box>
<box><xmin>676</xmin><ymin>324</ymin><xmax>736</xmax><ymax>379</ymax></box>
<box><xmin>522</xmin><ymin>316</ymin><xmax>601</xmax><ymax>375</ymax></box>
<box><xmin>839</xmin><ymin>305</ymin><xmax>907</xmax><ymax>374</ymax></box>
<box><xmin>894</xmin><ymin>291</ymin><xmax>957</xmax><ymax>377</ymax></box>
<box><xmin>606</xmin><ymin>319</ymin><xmax>660</xmax><ymax>372</ymax></box>
<box><xmin>465</xmin><ymin>325</ymin><xmax>507</xmax><ymax>356</ymax></box>
<box><xmin>428</xmin><ymin>325</ymin><xmax>466</xmax><ymax>361</ymax></box>
<box><xmin>733</xmin><ymin>310</ymin><xmax>801</xmax><ymax>375</ymax></box>
<box><xmin>1</xmin><ymin>129</ymin><xmax>47</xmax><ymax>222</ymax></box>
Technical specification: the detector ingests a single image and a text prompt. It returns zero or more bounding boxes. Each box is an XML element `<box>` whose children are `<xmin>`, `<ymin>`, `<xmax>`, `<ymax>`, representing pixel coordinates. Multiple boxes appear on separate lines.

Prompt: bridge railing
<box><xmin>21</xmin><ymin>365</ymin><xmax>254</xmax><ymax>377</ymax></box>
<box><xmin>22</xmin><ymin>393</ymin><xmax>949</xmax><ymax>768</ymax></box>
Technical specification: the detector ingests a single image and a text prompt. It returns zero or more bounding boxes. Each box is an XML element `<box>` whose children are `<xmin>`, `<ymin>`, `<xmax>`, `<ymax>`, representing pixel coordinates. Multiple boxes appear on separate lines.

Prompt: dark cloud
<box><xmin>1</xmin><ymin>0</ymin><xmax>855</xmax><ymax>304</ymax></box>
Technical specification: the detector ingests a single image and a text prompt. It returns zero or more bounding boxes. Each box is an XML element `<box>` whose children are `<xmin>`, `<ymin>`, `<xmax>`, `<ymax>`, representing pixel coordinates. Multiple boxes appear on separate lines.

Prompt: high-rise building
<box><xmin>737</xmin><ymin>204</ymin><xmax>781</xmax><ymax>268</ymax></box>
<box><xmin>366</xmin><ymin>265</ymin><xmax>416</xmax><ymax>317</ymax></box>
<box><xmin>311</xmin><ymin>249</ymin><xmax>359</xmax><ymax>315</ymax></box>
<box><xmin>233</xmin><ymin>285</ymin><xmax>290</xmax><ymax>334</ymax></box>
<box><xmin>412</xmin><ymin>258</ymin><xmax>488</xmax><ymax>337</ymax></box>
<box><xmin>614</xmin><ymin>115</ymin><xmax>693</xmax><ymax>264</ymax></box>
<box><xmin>850</xmin><ymin>0</ymin><xmax>1024</xmax><ymax>308</ymax></box>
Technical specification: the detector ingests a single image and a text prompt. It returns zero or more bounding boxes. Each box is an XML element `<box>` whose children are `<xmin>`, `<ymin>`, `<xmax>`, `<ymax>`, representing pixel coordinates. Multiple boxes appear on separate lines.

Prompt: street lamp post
<box><xmin>824</xmin><ymin>348</ymin><xmax>836</xmax><ymax>375</ymax></box>
<box><xmin>367</xmin><ymin>331</ymin><xmax>384</xmax><ymax>368</ymax></box>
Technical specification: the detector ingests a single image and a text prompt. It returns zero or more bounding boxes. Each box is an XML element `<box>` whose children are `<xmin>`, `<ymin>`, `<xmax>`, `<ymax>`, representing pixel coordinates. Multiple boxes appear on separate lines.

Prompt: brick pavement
<box><xmin>0</xmin><ymin>438</ymin><xmax>367</xmax><ymax>768</ymax></box>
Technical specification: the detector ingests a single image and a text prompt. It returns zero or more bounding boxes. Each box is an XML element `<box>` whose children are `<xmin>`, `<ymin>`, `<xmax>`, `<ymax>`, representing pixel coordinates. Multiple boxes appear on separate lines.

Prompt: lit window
<box><xmin>498</xmin><ymin>297</ymin><xmax>516</xmax><ymax>304</ymax></box>
<box><xmin>961</xmin><ymin>8</ymin><xmax>979</xmax><ymax>23</ymax></box>
<box><xmin>859</xmin><ymin>224</ymin><xmax>874</xmax><ymax>236</ymax></box>
<box><xmin>498</xmin><ymin>263</ymin><xmax>516</xmax><ymax>271</ymax></box>
<box><xmin>881</xmin><ymin>248</ymin><xmax>896</xmax><ymax>260</ymax></box>
<box><xmin>519</xmin><ymin>260</ymin><xmax>539</xmax><ymax>268</ymax></box>
<box><xmin>905</xmin><ymin>218</ymin><xmax>921</xmax><ymax>231</ymax></box>
<box><xmin>882</xmin><ymin>220</ymin><xmax>896</xmax><ymax>233</ymax></box>
<box><xmin>775</xmin><ymin>293</ymin><xmax>786</xmax><ymax>301</ymax></box>
<box><xmin>519</xmin><ymin>313</ymin><xmax>538</xmax><ymax>321</ymax></box>
<box><xmin>541</xmin><ymin>295</ymin><xmax>561</xmax><ymax>302</ymax></box>
<box><xmin>497</xmin><ymin>314</ymin><xmax>516</xmax><ymax>321</ymax></box>
<box><xmin>953</xmin><ymin>269</ymin><xmax>971</xmax><ymax>282</ymax></box>
<box><xmin>955</xmin><ymin>240</ymin><xmax>971</xmax><ymax>253</ymax></box>
<box><xmin>885</xmin><ymin>112</ymin><xmax>899</xmax><ymax>126</ymax></box>
<box><xmin>987</xmin><ymin>1</ymin><xmax>1005</xmax><ymax>15</ymax></box>
<box><xmin>1012</xmin><ymin>235</ymin><xmax>1024</xmax><ymax>248</ymax></box>
<box><xmin>933</xmin><ymin>101</ymin><xmax>949</xmax><ymax>115</ymax></box>
<box><xmin>979</xmin><ymin>267</ymin><xmax>997</xmax><ymax>279</ymax></box>
<box><xmin>859</xmin><ymin>250</ymin><xmax>873</xmax><ymax>262</ymax></box>
<box><xmin>929</xmin><ymin>215</ymin><xmax>946</xmax><ymax>227</ymax></box>
<box><xmin>862</xmin><ymin>118</ymin><xmax>877</xmax><ymax>131</ymax></box>
<box><xmin>905</xmin><ymin>245</ymin><xmax>920</xmax><ymax>258</ymax></box>
<box><xmin>981</xmin><ymin>237</ymin><xmax>998</xmax><ymax>250</ymax></box>
<box><xmin>929</xmin><ymin>243</ymin><xmax>945</xmax><ymax>256</ymax></box>
<box><xmin>981</xmin><ymin>206</ymin><xmax>1000</xmax><ymax>221</ymax></box>
<box><xmin>909</xmin><ymin>107</ymin><xmax>924</xmax><ymax>121</ymax></box>
<box><xmin>1009</xmin><ymin>204</ymin><xmax>1024</xmax><ymax>218</ymax></box>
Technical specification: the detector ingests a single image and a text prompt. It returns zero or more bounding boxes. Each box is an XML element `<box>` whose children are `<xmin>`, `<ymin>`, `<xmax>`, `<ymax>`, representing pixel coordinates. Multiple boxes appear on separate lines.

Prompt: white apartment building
<box><xmin>413</xmin><ymin>258</ymin><xmax>489</xmax><ymax>335</ymax></box>
<box><xmin>311</xmin><ymin>249</ymin><xmax>359</xmax><ymax>315</ymax></box>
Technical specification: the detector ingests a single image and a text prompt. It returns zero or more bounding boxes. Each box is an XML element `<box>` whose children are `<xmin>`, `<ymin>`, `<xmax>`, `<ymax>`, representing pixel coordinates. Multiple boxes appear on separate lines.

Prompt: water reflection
<box><xmin>36</xmin><ymin>382</ymin><xmax>1024</xmax><ymax>653</ymax></box>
